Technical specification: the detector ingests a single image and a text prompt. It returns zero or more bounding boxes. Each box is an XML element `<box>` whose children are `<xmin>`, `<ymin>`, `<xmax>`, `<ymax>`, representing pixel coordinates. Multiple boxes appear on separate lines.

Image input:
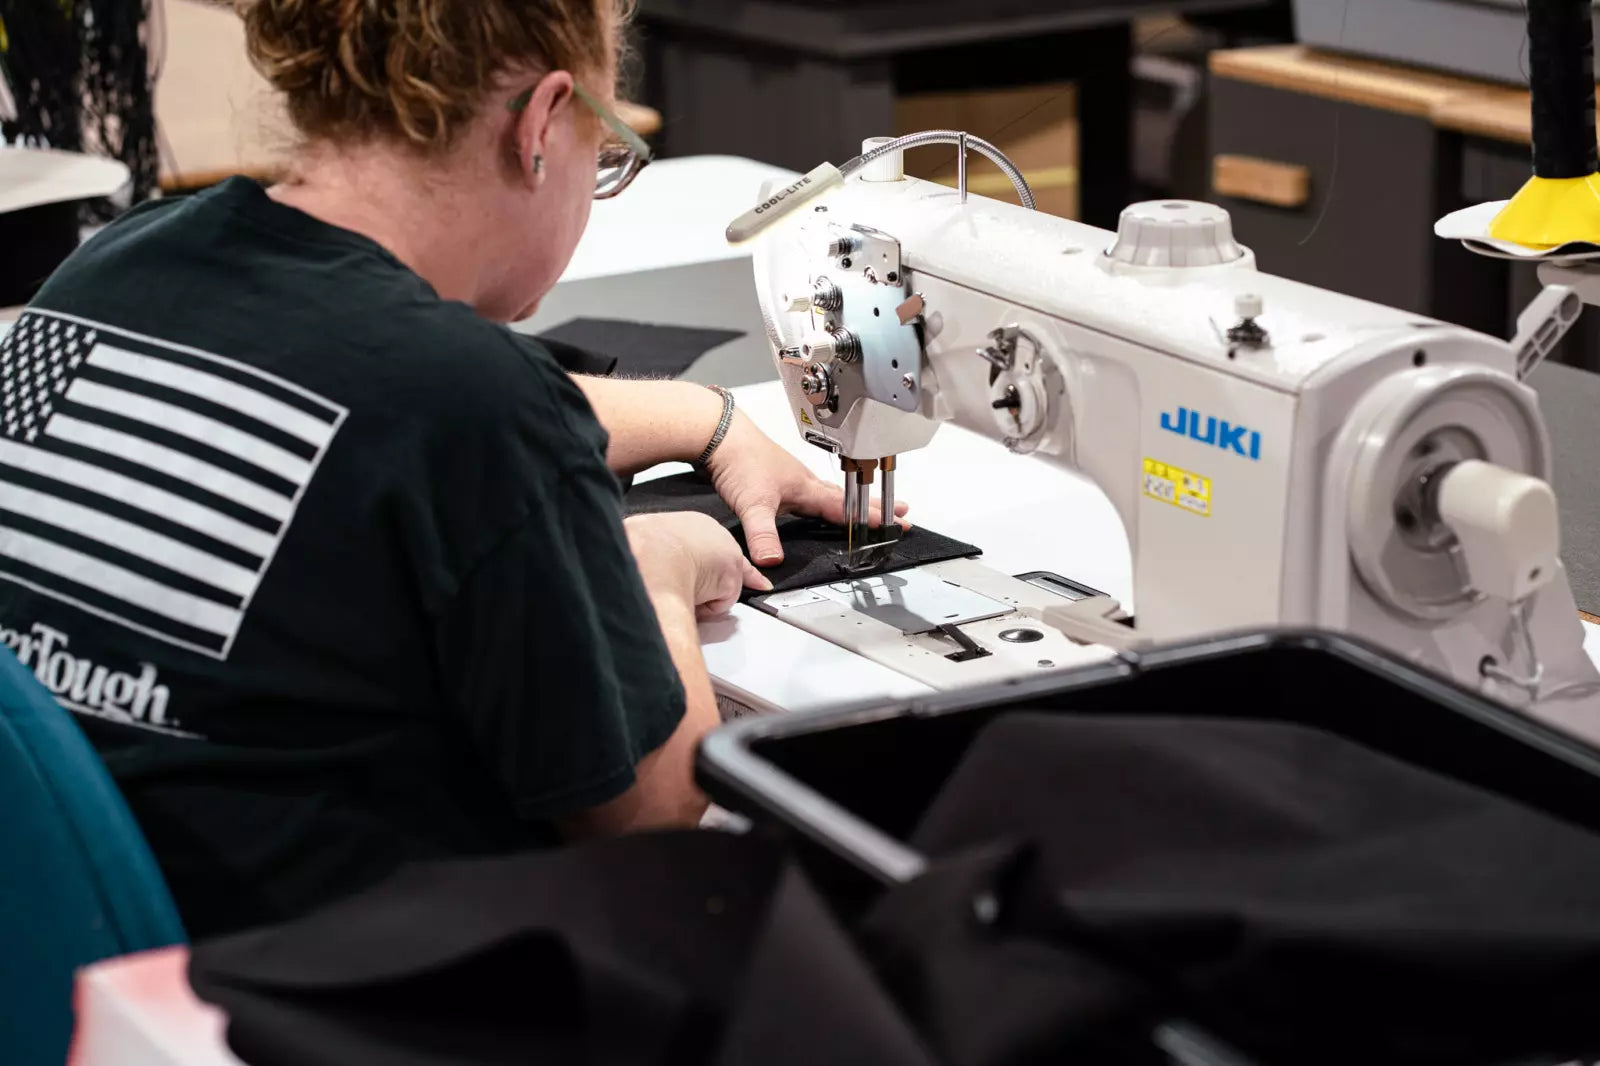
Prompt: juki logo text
<box><xmin>1159</xmin><ymin>406</ymin><xmax>1262</xmax><ymax>461</ymax></box>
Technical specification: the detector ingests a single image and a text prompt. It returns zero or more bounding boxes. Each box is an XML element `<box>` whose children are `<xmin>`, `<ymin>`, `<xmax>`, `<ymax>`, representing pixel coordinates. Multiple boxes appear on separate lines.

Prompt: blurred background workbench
<box><xmin>1208</xmin><ymin>43</ymin><xmax>1600</xmax><ymax>369</ymax></box>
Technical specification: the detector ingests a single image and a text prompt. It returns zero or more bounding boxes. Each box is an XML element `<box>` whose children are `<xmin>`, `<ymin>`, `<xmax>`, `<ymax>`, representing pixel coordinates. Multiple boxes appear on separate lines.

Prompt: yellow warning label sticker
<box><xmin>1143</xmin><ymin>458</ymin><xmax>1211</xmax><ymax>517</ymax></box>
<box><xmin>799</xmin><ymin>408</ymin><xmax>814</xmax><ymax>425</ymax></box>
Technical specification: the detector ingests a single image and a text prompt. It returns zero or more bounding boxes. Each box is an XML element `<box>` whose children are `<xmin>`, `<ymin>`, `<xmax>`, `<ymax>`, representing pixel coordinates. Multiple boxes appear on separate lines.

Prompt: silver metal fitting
<box><xmin>799</xmin><ymin>363</ymin><xmax>835</xmax><ymax>410</ymax></box>
<box><xmin>812</xmin><ymin>276</ymin><xmax>842</xmax><ymax>312</ymax></box>
<box><xmin>829</xmin><ymin>328</ymin><xmax>861</xmax><ymax>363</ymax></box>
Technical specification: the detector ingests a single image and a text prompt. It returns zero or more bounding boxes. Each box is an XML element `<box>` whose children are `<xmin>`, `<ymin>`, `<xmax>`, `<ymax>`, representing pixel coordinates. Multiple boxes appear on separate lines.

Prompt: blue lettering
<box><xmin>1158</xmin><ymin>405</ymin><xmax>1263</xmax><ymax>461</ymax></box>
<box><xmin>1217</xmin><ymin>421</ymin><xmax>1248</xmax><ymax>456</ymax></box>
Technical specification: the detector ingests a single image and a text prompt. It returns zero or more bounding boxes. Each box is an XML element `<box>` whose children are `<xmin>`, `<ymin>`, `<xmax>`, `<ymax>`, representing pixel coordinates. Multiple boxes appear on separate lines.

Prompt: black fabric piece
<box><xmin>10</xmin><ymin>177</ymin><xmax>686</xmax><ymax>939</ymax></box>
<box><xmin>0</xmin><ymin>201</ymin><xmax>80</xmax><ymax>306</ymax></box>
<box><xmin>189</xmin><ymin>831</ymin><xmax>936</xmax><ymax>1066</ymax></box>
<box><xmin>711</xmin><ymin>862</ymin><xmax>936</xmax><ymax>1066</ymax></box>
<box><xmin>624</xmin><ymin>471</ymin><xmax>982</xmax><ymax>596</ymax></box>
<box><xmin>1528</xmin><ymin>0</ymin><xmax>1599</xmax><ymax>178</ymax></box>
<box><xmin>910</xmin><ymin>712</ymin><xmax>1600</xmax><ymax>1066</ymax></box>
<box><xmin>537</xmin><ymin>318</ymin><xmax>745</xmax><ymax>379</ymax></box>
<box><xmin>858</xmin><ymin>841</ymin><xmax>1164</xmax><ymax>1066</ymax></box>
<box><xmin>537</xmin><ymin>334</ymin><xmax>620</xmax><ymax>377</ymax></box>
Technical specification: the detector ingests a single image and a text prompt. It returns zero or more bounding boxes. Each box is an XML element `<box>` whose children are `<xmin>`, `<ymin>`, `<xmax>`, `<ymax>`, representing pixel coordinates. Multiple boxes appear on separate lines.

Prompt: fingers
<box><xmin>796</xmin><ymin>478</ymin><xmax>913</xmax><ymax>529</ymax></box>
<box><xmin>742</xmin><ymin>559</ymin><xmax>774</xmax><ymax>592</ymax></box>
<box><xmin>872</xmin><ymin>502</ymin><xmax>914</xmax><ymax>531</ymax></box>
<box><xmin>697</xmin><ymin>600</ymin><xmax>736</xmax><ymax>621</ymax></box>
<box><xmin>697</xmin><ymin>560</ymin><xmax>768</xmax><ymax>620</ymax></box>
<box><xmin>798</xmin><ymin>479</ymin><xmax>913</xmax><ymax>530</ymax></box>
<box><xmin>799</xmin><ymin>479</ymin><xmax>849</xmax><ymax>525</ymax></box>
<box><xmin>739</xmin><ymin>501</ymin><xmax>785</xmax><ymax>567</ymax></box>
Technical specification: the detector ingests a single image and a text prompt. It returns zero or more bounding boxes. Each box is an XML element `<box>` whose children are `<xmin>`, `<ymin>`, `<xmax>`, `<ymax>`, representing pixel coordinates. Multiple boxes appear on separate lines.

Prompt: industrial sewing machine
<box><xmin>727</xmin><ymin>132</ymin><xmax>1600</xmax><ymax>742</ymax></box>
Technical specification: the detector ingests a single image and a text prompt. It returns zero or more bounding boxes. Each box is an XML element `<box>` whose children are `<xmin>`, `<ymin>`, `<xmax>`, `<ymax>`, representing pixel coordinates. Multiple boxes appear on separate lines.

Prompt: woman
<box><xmin>0</xmin><ymin>0</ymin><xmax>897</xmax><ymax>936</ymax></box>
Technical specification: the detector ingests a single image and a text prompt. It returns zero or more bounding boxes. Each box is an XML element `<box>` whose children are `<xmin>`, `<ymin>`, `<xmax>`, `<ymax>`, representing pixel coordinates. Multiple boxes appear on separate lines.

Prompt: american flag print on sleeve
<box><xmin>0</xmin><ymin>310</ymin><xmax>347</xmax><ymax>659</ymax></box>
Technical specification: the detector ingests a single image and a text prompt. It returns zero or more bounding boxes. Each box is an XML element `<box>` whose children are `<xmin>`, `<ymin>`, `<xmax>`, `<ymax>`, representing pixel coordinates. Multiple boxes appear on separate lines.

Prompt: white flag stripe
<box><xmin>0</xmin><ymin>527</ymin><xmax>240</xmax><ymax>636</ymax></box>
<box><xmin>88</xmin><ymin>345</ymin><xmax>336</xmax><ymax>448</ymax></box>
<box><xmin>66</xmin><ymin>379</ymin><xmax>314</xmax><ymax>486</ymax></box>
<box><xmin>0</xmin><ymin>481</ymin><xmax>257</xmax><ymax>596</ymax></box>
<box><xmin>32</xmin><ymin>308</ymin><xmax>350</xmax><ymax>414</ymax></box>
<box><xmin>0</xmin><ymin>438</ymin><xmax>277</xmax><ymax>558</ymax></box>
<box><xmin>47</xmin><ymin>416</ymin><xmax>294</xmax><ymax>522</ymax></box>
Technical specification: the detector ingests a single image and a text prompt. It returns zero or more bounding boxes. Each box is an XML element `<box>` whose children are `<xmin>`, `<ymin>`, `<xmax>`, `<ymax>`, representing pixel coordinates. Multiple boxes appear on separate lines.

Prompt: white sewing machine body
<box><xmin>748</xmin><ymin>160</ymin><xmax>1600</xmax><ymax>735</ymax></box>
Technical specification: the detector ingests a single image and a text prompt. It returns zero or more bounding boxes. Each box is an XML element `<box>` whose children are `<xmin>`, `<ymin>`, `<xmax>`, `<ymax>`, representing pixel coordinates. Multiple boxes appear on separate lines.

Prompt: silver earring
<box><xmin>532</xmin><ymin>154</ymin><xmax>544</xmax><ymax>175</ymax></box>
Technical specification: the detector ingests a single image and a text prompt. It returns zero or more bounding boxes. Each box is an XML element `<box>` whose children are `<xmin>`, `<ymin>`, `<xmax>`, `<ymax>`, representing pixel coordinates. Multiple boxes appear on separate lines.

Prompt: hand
<box><xmin>704</xmin><ymin>411</ymin><xmax>911</xmax><ymax>567</ymax></box>
<box><xmin>625</xmin><ymin>512</ymin><xmax>773</xmax><ymax>618</ymax></box>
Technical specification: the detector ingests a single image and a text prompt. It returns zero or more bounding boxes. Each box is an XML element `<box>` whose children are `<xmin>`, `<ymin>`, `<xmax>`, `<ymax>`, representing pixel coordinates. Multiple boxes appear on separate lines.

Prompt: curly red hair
<box><xmin>238</xmin><ymin>0</ymin><xmax>632</xmax><ymax>150</ymax></box>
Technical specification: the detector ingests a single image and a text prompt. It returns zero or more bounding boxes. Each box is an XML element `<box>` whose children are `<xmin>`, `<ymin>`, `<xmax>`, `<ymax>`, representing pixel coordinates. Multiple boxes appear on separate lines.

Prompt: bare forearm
<box><xmin>640</xmin><ymin>588</ymin><xmax>720</xmax><ymax>819</ymax></box>
<box><xmin>559</xmin><ymin>587</ymin><xmax>715</xmax><ymax>837</ymax></box>
<box><xmin>573</xmin><ymin>376</ymin><xmax>723</xmax><ymax>476</ymax></box>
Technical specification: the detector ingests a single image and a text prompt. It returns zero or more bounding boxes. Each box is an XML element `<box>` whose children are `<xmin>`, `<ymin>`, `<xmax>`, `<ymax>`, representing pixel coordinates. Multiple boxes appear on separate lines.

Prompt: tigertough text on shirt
<box><xmin>0</xmin><ymin>621</ymin><xmax>187</xmax><ymax>735</ymax></box>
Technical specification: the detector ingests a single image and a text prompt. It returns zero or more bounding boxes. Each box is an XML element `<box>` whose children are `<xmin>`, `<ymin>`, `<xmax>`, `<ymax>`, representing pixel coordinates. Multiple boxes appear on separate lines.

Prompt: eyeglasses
<box><xmin>508</xmin><ymin>82</ymin><xmax>653</xmax><ymax>199</ymax></box>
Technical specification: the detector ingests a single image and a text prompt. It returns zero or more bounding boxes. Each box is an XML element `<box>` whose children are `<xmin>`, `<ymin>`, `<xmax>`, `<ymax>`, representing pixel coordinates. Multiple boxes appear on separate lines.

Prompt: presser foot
<box><xmin>833</xmin><ymin>536</ymin><xmax>898</xmax><ymax>575</ymax></box>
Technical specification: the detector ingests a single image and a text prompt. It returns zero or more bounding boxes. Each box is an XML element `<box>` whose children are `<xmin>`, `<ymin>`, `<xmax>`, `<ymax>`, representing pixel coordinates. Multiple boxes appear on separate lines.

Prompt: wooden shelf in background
<box><xmin>1212</xmin><ymin>153</ymin><xmax>1310</xmax><ymax>209</ymax></box>
<box><xmin>1211</xmin><ymin>43</ymin><xmax>1599</xmax><ymax>150</ymax></box>
<box><xmin>1433</xmin><ymin>85</ymin><xmax>1600</xmax><ymax>146</ymax></box>
<box><xmin>1210</xmin><ymin>45</ymin><xmax>1489</xmax><ymax>120</ymax></box>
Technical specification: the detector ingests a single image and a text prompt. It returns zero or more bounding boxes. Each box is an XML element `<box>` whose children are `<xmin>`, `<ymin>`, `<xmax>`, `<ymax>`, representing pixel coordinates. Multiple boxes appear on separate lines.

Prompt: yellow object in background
<box><xmin>1489</xmin><ymin>173</ymin><xmax>1600</xmax><ymax>248</ymax></box>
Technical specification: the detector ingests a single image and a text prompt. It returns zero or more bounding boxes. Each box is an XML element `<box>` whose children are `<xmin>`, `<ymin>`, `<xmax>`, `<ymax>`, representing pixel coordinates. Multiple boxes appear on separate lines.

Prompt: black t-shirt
<box><xmin>0</xmin><ymin>178</ymin><xmax>685</xmax><ymax>938</ymax></box>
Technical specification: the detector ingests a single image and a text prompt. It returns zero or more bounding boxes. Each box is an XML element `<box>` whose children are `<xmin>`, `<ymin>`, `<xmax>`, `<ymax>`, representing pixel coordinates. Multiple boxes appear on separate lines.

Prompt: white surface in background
<box><xmin>72</xmin><ymin>947</ymin><xmax>242</xmax><ymax>1066</ymax></box>
<box><xmin>0</xmin><ymin>146</ymin><xmax>130</xmax><ymax>213</ymax></box>
<box><xmin>558</xmin><ymin>156</ymin><xmax>800</xmax><ymax>282</ymax></box>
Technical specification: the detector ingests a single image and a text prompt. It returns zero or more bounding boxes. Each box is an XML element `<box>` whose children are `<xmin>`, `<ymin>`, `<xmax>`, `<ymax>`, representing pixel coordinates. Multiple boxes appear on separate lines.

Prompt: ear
<box><xmin>510</xmin><ymin>70</ymin><xmax>576</xmax><ymax>189</ymax></box>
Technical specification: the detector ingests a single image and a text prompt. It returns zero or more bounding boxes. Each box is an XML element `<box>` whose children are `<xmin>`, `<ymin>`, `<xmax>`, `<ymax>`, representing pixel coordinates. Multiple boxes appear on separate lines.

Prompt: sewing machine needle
<box><xmin>842</xmin><ymin>471</ymin><xmax>860</xmax><ymax>558</ymax></box>
<box><xmin>854</xmin><ymin>470</ymin><xmax>871</xmax><ymax>546</ymax></box>
<box><xmin>880</xmin><ymin>456</ymin><xmax>896</xmax><ymax>538</ymax></box>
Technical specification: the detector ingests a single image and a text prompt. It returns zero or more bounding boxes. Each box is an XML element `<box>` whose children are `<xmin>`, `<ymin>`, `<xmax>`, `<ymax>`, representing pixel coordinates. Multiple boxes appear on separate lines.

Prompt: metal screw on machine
<box><xmin>901</xmin><ymin>373</ymin><xmax>916</xmax><ymax>390</ymax></box>
<box><xmin>812</xmin><ymin>276</ymin><xmax>842</xmax><ymax>312</ymax></box>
